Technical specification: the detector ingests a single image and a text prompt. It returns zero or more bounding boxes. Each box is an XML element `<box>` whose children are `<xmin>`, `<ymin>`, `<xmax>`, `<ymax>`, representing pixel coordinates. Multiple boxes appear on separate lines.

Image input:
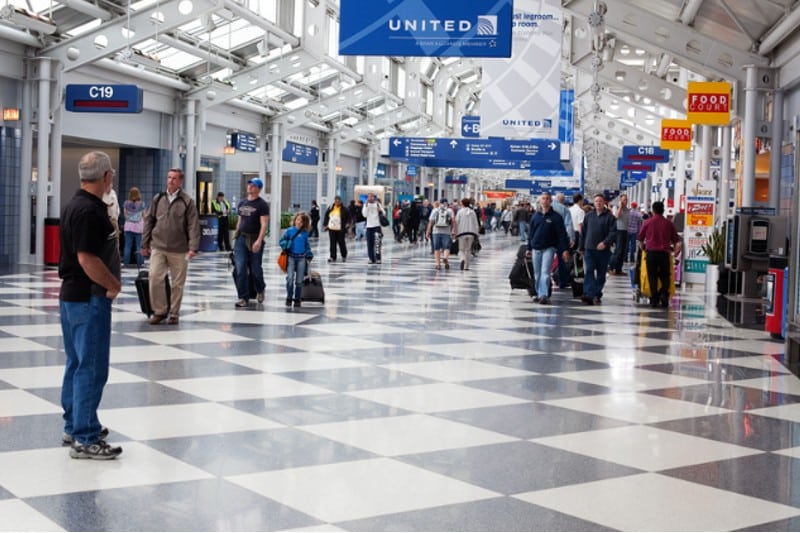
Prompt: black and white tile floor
<box><xmin>0</xmin><ymin>233</ymin><xmax>798</xmax><ymax>531</ymax></box>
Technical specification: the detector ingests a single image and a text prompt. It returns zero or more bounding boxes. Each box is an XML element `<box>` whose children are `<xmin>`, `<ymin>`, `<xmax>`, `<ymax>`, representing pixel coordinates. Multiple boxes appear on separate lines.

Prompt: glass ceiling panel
<box><xmin>65</xmin><ymin>18</ymin><xmax>100</xmax><ymax>37</ymax></box>
<box><xmin>10</xmin><ymin>0</ymin><xmax>60</xmax><ymax>16</ymax></box>
<box><xmin>159</xmin><ymin>49</ymin><xmax>204</xmax><ymax>70</ymax></box>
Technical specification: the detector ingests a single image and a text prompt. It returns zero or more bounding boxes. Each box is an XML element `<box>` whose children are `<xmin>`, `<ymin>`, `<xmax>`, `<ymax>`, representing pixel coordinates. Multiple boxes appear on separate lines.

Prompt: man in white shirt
<box><xmin>568</xmin><ymin>193</ymin><xmax>586</xmax><ymax>248</ymax></box>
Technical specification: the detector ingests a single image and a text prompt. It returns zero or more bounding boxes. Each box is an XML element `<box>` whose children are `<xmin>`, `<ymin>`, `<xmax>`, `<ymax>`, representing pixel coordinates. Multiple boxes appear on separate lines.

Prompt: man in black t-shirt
<box><xmin>233</xmin><ymin>178</ymin><xmax>270</xmax><ymax>307</ymax></box>
<box><xmin>59</xmin><ymin>151</ymin><xmax>123</xmax><ymax>460</ymax></box>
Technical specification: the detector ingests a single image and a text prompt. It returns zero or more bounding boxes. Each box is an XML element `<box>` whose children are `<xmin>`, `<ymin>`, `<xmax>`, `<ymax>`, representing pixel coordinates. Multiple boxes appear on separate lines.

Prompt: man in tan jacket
<box><xmin>141</xmin><ymin>168</ymin><xmax>200</xmax><ymax>325</ymax></box>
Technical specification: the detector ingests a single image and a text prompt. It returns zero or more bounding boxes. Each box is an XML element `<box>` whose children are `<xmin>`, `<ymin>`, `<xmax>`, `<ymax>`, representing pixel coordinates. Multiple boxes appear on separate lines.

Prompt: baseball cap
<box><xmin>631</xmin><ymin>201</ymin><xmax>638</xmax><ymax>208</ymax></box>
<box><xmin>248</xmin><ymin>178</ymin><xmax>264</xmax><ymax>189</ymax></box>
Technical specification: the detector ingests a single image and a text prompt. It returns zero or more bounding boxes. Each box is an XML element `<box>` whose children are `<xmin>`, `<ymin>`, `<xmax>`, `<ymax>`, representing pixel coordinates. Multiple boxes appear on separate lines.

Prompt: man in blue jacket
<box><xmin>527</xmin><ymin>192</ymin><xmax>571</xmax><ymax>305</ymax></box>
<box><xmin>579</xmin><ymin>193</ymin><xmax>617</xmax><ymax>305</ymax></box>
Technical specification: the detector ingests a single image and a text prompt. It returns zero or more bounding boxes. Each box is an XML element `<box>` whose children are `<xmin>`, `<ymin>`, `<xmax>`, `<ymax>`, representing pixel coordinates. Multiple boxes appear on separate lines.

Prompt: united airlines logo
<box><xmin>477</xmin><ymin>15</ymin><xmax>497</xmax><ymax>35</ymax></box>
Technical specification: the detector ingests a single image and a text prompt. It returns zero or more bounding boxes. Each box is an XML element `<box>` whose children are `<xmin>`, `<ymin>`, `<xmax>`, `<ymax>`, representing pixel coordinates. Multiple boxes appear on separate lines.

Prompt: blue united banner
<box><xmin>339</xmin><ymin>0</ymin><xmax>513</xmax><ymax>58</ymax></box>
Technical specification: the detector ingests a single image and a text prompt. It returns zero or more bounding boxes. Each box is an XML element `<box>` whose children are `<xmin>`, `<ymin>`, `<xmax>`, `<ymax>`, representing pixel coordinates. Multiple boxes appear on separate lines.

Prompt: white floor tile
<box><xmin>0</xmin><ymin>324</ymin><xmax>63</xmax><ymax>337</ymax></box>
<box><xmin>220</xmin><ymin>353</ymin><xmax>367</xmax><ymax>373</ymax></box>
<box><xmin>717</xmin><ymin>356</ymin><xmax>791</xmax><ymax>373</ymax></box>
<box><xmin>515</xmin><ymin>473</ymin><xmax>800</xmax><ymax>531</ymax></box>
<box><xmin>0</xmin><ymin>390</ymin><xmax>61</xmax><ymax>417</ymax></box>
<box><xmin>158</xmin><ymin>373</ymin><xmax>331</xmax><ymax>402</ymax></box>
<box><xmin>98</xmin><ymin>402</ymin><xmax>282</xmax><ymax>440</ymax></box>
<box><xmin>565</xmin><ymin>349</ymin><xmax>682</xmax><ymax>366</ymax></box>
<box><xmin>553</xmin><ymin>368</ymin><xmax>710</xmax><ymax>392</ymax></box>
<box><xmin>407</xmin><ymin>342</ymin><xmax>533</xmax><ymax>359</ymax></box>
<box><xmin>0</xmin><ymin>500</ymin><xmax>65</xmax><ymax>531</ymax></box>
<box><xmin>702</xmin><ymin>339</ymin><xmax>786</xmax><ymax>355</ymax></box>
<box><xmin>346</xmin><ymin>382</ymin><xmax>528</xmax><ymax>413</ymax></box>
<box><xmin>301</xmin><ymin>414</ymin><xmax>517</xmax><ymax>456</ymax></box>
<box><xmin>0</xmin><ymin>365</ymin><xmax>145</xmax><ymax>389</ymax></box>
<box><xmin>266</xmin><ymin>335</ymin><xmax>392</xmax><ymax>352</ymax></box>
<box><xmin>0</xmin><ymin>442</ymin><xmax>213</xmax><ymax>498</ymax></box>
<box><xmin>124</xmin><ymin>329</ymin><xmax>255</xmax><ymax>345</ymax></box>
<box><xmin>735</xmin><ymin>374</ymin><xmax>800</xmax><ymax>396</ymax></box>
<box><xmin>299</xmin><ymin>323</ymin><xmax>409</xmax><ymax>335</ymax></box>
<box><xmin>541</xmin><ymin>392</ymin><xmax>732</xmax><ymax>424</ymax></box>
<box><xmin>181</xmin><ymin>309</ymin><xmax>318</xmax><ymax>325</ymax></box>
<box><xmin>110</xmin><ymin>345</ymin><xmax>207</xmax><ymax>363</ymax></box>
<box><xmin>227</xmin><ymin>458</ymin><xmax>499</xmax><ymax>523</ymax></box>
<box><xmin>532</xmin><ymin>425</ymin><xmax>761</xmax><ymax>471</ymax></box>
<box><xmin>750</xmin><ymin>403</ymin><xmax>800</xmax><ymax>424</ymax></box>
<box><xmin>433</xmin><ymin>329</ymin><xmax>546</xmax><ymax>343</ymax></box>
<box><xmin>382</xmin><ymin>359</ymin><xmax>534</xmax><ymax>382</ymax></box>
<box><xmin>0</xmin><ymin>338</ymin><xmax>56</xmax><ymax>353</ymax></box>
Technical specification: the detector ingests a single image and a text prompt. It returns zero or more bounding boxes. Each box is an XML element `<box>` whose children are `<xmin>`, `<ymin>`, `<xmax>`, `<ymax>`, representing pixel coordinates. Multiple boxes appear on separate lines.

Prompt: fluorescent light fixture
<box><xmin>0</xmin><ymin>5</ymin><xmax>56</xmax><ymax>35</ymax></box>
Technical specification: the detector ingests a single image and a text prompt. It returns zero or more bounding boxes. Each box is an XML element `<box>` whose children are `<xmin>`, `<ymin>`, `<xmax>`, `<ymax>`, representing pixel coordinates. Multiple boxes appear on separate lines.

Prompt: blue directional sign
<box><xmin>622</xmin><ymin>145</ymin><xmax>670</xmax><ymax>163</ymax></box>
<box><xmin>445</xmin><ymin>174</ymin><xmax>468</xmax><ymax>184</ymax></box>
<box><xmin>65</xmin><ymin>84</ymin><xmax>143</xmax><ymax>113</ymax></box>
<box><xmin>375</xmin><ymin>162</ymin><xmax>386</xmax><ymax>178</ymax></box>
<box><xmin>339</xmin><ymin>0</ymin><xmax>513</xmax><ymax>58</ymax></box>
<box><xmin>231</xmin><ymin>132</ymin><xmax>257</xmax><ymax>152</ymax></box>
<box><xmin>461</xmin><ymin>116</ymin><xmax>480</xmax><ymax>137</ymax></box>
<box><xmin>666</xmin><ymin>178</ymin><xmax>675</xmax><ymax>189</ymax></box>
<box><xmin>388</xmin><ymin>137</ymin><xmax>561</xmax><ymax>169</ymax></box>
<box><xmin>282</xmin><ymin>141</ymin><xmax>319</xmax><ymax>165</ymax></box>
<box><xmin>406</xmin><ymin>165</ymin><xmax>417</xmax><ymax>177</ymax></box>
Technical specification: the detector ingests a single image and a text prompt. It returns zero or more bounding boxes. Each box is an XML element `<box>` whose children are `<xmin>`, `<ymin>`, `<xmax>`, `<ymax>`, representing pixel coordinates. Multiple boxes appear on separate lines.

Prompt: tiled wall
<box><xmin>118</xmin><ymin>148</ymin><xmax>173</xmax><ymax>209</ymax></box>
<box><xmin>0</xmin><ymin>127</ymin><xmax>21</xmax><ymax>266</ymax></box>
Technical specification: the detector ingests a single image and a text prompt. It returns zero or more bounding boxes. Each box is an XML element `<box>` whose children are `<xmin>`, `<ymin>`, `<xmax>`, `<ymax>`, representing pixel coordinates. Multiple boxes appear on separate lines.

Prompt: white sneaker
<box><xmin>257</xmin><ymin>292</ymin><xmax>264</xmax><ymax>303</ymax></box>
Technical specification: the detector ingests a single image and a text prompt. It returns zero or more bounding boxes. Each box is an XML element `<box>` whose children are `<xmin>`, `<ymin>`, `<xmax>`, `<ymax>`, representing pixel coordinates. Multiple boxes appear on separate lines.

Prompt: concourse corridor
<box><xmin>0</xmin><ymin>232</ymin><xmax>798</xmax><ymax>531</ymax></box>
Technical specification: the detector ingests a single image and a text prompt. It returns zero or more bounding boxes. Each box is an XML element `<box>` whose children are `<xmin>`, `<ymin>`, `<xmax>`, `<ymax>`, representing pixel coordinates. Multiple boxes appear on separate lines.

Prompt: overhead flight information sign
<box><xmin>339</xmin><ymin>0</ymin><xmax>513</xmax><ymax>57</ymax></box>
<box><xmin>282</xmin><ymin>142</ymin><xmax>319</xmax><ymax>165</ymax></box>
<box><xmin>65</xmin><ymin>84</ymin><xmax>143</xmax><ymax>113</ymax></box>
<box><xmin>389</xmin><ymin>136</ymin><xmax>560</xmax><ymax>167</ymax></box>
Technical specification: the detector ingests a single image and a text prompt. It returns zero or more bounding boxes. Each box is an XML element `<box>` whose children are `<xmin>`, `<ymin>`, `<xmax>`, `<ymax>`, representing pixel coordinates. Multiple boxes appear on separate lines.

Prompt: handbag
<box><xmin>277</xmin><ymin>250</ymin><xmax>288</xmax><ymax>272</ymax></box>
<box><xmin>379</xmin><ymin>213</ymin><xmax>390</xmax><ymax>227</ymax></box>
<box><xmin>449</xmin><ymin>238</ymin><xmax>459</xmax><ymax>255</ymax></box>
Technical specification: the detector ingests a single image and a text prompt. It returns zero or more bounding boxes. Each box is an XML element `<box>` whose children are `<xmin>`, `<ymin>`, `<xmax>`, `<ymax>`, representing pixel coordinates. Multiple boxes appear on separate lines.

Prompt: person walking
<box><xmin>122</xmin><ymin>187</ymin><xmax>146</xmax><ymax>267</ymax></box>
<box><xmin>637</xmin><ymin>201</ymin><xmax>681</xmax><ymax>308</ymax></box>
<box><xmin>552</xmin><ymin>192</ymin><xmax>575</xmax><ymax>289</ymax></box>
<box><xmin>211</xmin><ymin>191</ymin><xmax>232</xmax><ymax>252</ymax></box>
<box><xmin>141</xmin><ymin>167</ymin><xmax>201</xmax><ymax>324</ymax></box>
<box><xmin>579</xmin><ymin>193</ymin><xmax>617</xmax><ymax>305</ymax></box>
<box><xmin>323</xmin><ymin>196</ymin><xmax>348</xmax><ymax>262</ymax></box>
<box><xmin>569</xmin><ymin>193</ymin><xmax>585</xmax><ymax>247</ymax></box>
<box><xmin>627</xmin><ymin>201</ymin><xmax>644</xmax><ymax>262</ymax></box>
<box><xmin>527</xmin><ymin>192</ymin><xmax>571</xmax><ymax>304</ymax></box>
<box><xmin>363</xmin><ymin>193</ymin><xmax>386</xmax><ymax>264</ymax></box>
<box><xmin>280</xmin><ymin>212</ymin><xmax>314</xmax><ymax>307</ymax></box>
<box><xmin>58</xmin><ymin>151</ymin><xmax>123</xmax><ymax>459</ymax></box>
<box><xmin>455</xmin><ymin>198</ymin><xmax>480</xmax><ymax>270</ymax></box>
<box><xmin>609</xmin><ymin>194</ymin><xmax>630</xmax><ymax>275</ymax></box>
<box><xmin>309</xmin><ymin>200</ymin><xmax>320</xmax><ymax>238</ymax></box>
<box><xmin>233</xmin><ymin>178</ymin><xmax>269</xmax><ymax>308</ymax></box>
<box><xmin>426</xmin><ymin>200</ymin><xmax>455</xmax><ymax>270</ymax></box>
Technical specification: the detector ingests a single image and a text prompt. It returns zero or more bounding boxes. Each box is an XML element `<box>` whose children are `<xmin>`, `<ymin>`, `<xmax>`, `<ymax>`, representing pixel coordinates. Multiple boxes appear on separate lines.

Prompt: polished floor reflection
<box><xmin>0</xmin><ymin>232</ymin><xmax>799</xmax><ymax>531</ymax></box>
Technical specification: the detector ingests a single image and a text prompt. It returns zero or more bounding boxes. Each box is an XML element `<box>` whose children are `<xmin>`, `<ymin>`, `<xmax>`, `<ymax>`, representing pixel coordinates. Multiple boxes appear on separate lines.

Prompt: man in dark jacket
<box><xmin>579</xmin><ymin>193</ymin><xmax>617</xmax><ymax>305</ymax></box>
<box><xmin>527</xmin><ymin>192</ymin><xmax>570</xmax><ymax>305</ymax></box>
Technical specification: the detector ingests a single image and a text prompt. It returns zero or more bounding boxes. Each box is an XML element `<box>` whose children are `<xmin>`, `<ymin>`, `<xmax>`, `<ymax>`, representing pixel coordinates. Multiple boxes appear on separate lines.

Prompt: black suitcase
<box><xmin>135</xmin><ymin>270</ymin><xmax>170</xmax><ymax>317</ymax></box>
<box><xmin>571</xmin><ymin>255</ymin><xmax>584</xmax><ymax>298</ymax></box>
<box><xmin>509</xmin><ymin>245</ymin><xmax>535</xmax><ymax>297</ymax></box>
<box><xmin>301</xmin><ymin>271</ymin><xmax>325</xmax><ymax>304</ymax></box>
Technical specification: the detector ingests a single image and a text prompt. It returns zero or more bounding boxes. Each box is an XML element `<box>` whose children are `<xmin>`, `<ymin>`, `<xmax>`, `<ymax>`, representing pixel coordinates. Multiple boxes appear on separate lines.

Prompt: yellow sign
<box><xmin>660</xmin><ymin>119</ymin><xmax>692</xmax><ymax>150</ymax></box>
<box><xmin>687</xmin><ymin>81</ymin><xmax>732</xmax><ymax>125</ymax></box>
<box><xmin>2</xmin><ymin>108</ymin><xmax>20</xmax><ymax>121</ymax></box>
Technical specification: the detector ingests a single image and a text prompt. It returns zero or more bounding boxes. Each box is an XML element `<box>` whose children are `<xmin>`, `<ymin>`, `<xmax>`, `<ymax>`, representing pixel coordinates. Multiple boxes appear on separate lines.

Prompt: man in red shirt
<box><xmin>637</xmin><ymin>201</ymin><xmax>681</xmax><ymax>308</ymax></box>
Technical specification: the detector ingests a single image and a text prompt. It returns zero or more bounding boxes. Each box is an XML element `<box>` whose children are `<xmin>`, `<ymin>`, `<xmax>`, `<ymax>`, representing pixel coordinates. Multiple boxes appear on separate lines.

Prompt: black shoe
<box><xmin>294</xmin><ymin>299</ymin><xmax>302</xmax><ymax>308</ymax></box>
<box><xmin>328</xmin><ymin>257</ymin><xmax>335</xmax><ymax>263</ymax></box>
<box><xmin>593</xmin><ymin>297</ymin><xmax>602</xmax><ymax>305</ymax></box>
<box><xmin>285</xmin><ymin>298</ymin><xmax>292</xmax><ymax>306</ymax></box>
<box><xmin>581</xmin><ymin>296</ymin><xmax>594</xmax><ymax>305</ymax></box>
<box><xmin>460</xmin><ymin>260</ymin><xmax>465</xmax><ymax>271</ymax></box>
<box><xmin>539</xmin><ymin>297</ymin><xmax>550</xmax><ymax>305</ymax></box>
<box><xmin>63</xmin><ymin>426</ymin><xmax>108</xmax><ymax>446</ymax></box>
<box><xmin>69</xmin><ymin>440</ymin><xmax>122</xmax><ymax>460</ymax></box>
<box><xmin>342</xmin><ymin>257</ymin><xmax>346</xmax><ymax>263</ymax></box>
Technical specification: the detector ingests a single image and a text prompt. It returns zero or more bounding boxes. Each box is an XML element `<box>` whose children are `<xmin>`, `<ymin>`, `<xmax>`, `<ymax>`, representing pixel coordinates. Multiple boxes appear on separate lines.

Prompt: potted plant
<box><xmin>700</xmin><ymin>226</ymin><xmax>724</xmax><ymax>292</ymax></box>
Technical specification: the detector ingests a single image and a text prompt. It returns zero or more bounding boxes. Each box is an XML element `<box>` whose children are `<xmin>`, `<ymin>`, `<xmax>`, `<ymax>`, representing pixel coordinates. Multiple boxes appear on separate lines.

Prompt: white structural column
<box><xmin>741</xmin><ymin>65</ymin><xmax>759</xmax><ymax>207</ymax></box>
<box><xmin>269</xmin><ymin>121</ymin><xmax>283</xmax><ymax>245</ymax></box>
<box><xmin>35</xmin><ymin>58</ymin><xmax>52</xmax><ymax>266</ymax></box>
<box><xmin>719</xmin><ymin>126</ymin><xmax>732</xmax><ymax>223</ymax></box>
<box><xmin>184</xmin><ymin>99</ymin><xmax>197</xmax><ymax>199</ymax></box>
<box><xmin>701</xmin><ymin>125</ymin><xmax>713</xmax><ymax>182</ymax></box>
<box><xmin>769</xmin><ymin>89</ymin><xmax>784</xmax><ymax>210</ymax></box>
<box><xmin>367</xmin><ymin>145</ymin><xmax>376</xmax><ymax>186</ymax></box>
<box><xmin>326</xmin><ymin>135</ymin><xmax>337</xmax><ymax>206</ymax></box>
<box><xmin>18</xmin><ymin>59</ymin><xmax>33</xmax><ymax>263</ymax></box>
<box><xmin>49</xmin><ymin>71</ymin><xmax>62</xmax><ymax>219</ymax></box>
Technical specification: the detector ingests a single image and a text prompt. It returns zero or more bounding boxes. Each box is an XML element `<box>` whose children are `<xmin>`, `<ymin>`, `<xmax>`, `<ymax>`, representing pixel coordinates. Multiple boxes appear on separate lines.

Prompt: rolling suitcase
<box><xmin>229</xmin><ymin>253</ymin><xmax>257</xmax><ymax>299</ymax></box>
<box><xmin>571</xmin><ymin>254</ymin><xmax>584</xmax><ymax>298</ymax></box>
<box><xmin>301</xmin><ymin>271</ymin><xmax>325</xmax><ymax>304</ymax></box>
<box><xmin>135</xmin><ymin>270</ymin><xmax>170</xmax><ymax>317</ymax></box>
<box><xmin>509</xmin><ymin>245</ymin><xmax>535</xmax><ymax>297</ymax></box>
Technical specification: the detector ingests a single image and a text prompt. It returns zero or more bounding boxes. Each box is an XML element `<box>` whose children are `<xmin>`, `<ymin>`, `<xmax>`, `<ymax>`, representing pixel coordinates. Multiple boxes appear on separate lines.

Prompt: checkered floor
<box><xmin>1</xmin><ymin>232</ymin><xmax>798</xmax><ymax>532</ymax></box>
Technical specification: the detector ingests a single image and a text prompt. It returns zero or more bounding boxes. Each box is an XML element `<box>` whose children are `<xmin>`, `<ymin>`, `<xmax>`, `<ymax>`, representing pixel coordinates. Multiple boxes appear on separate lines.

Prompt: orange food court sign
<box><xmin>660</xmin><ymin>119</ymin><xmax>692</xmax><ymax>150</ymax></box>
<box><xmin>687</xmin><ymin>81</ymin><xmax>732</xmax><ymax>125</ymax></box>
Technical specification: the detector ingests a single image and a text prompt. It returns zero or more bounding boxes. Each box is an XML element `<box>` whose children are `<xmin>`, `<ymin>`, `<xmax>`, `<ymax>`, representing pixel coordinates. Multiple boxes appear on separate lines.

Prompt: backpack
<box><xmin>435</xmin><ymin>208</ymin><xmax>451</xmax><ymax>227</ymax></box>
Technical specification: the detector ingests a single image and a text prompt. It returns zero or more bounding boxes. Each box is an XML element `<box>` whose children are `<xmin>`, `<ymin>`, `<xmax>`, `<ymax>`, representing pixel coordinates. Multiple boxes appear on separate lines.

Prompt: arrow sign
<box><xmin>461</xmin><ymin>116</ymin><xmax>480</xmax><ymax>138</ymax></box>
<box><xmin>449</xmin><ymin>140</ymin><xmax>458</xmax><ymax>149</ymax></box>
<box><xmin>548</xmin><ymin>142</ymin><xmax>557</xmax><ymax>151</ymax></box>
<box><xmin>389</xmin><ymin>137</ymin><xmax>561</xmax><ymax>165</ymax></box>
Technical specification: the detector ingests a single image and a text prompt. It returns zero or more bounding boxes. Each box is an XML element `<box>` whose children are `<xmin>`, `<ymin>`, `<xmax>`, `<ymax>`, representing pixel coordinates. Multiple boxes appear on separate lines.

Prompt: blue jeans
<box><xmin>519</xmin><ymin>220</ymin><xmax>529</xmax><ymax>242</ymax></box>
<box><xmin>583</xmin><ymin>248</ymin><xmax>611</xmax><ymax>299</ymax></box>
<box><xmin>533</xmin><ymin>247</ymin><xmax>556</xmax><ymax>299</ymax></box>
<box><xmin>60</xmin><ymin>296</ymin><xmax>112</xmax><ymax>445</ymax></box>
<box><xmin>234</xmin><ymin>235</ymin><xmax>266</xmax><ymax>300</ymax></box>
<box><xmin>286</xmin><ymin>255</ymin><xmax>308</xmax><ymax>300</ymax></box>
<box><xmin>609</xmin><ymin>231</ymin><xmax>628</xmax><ymax>273</ymax></box>
<box><xmin>355</xmin><ymin>221</ymin><xmax>366</xmax><ymax>240</ymax></box>
<box><xmin>123</xmin><ymin>231</ymin><xmax>143</xmax><ymax>266</ymax></box>
<box><xmin>432</xmin><ymin>233</ymin><xmax>451</xmax><ymax>251</ymax></box>
<box><xmin>627</xmin><ymin>232</ymin><xmax>639</xmax><ymax>263</ymax></box>
<box><xmin>366</xmin><ymin>226</ymin><xmax>382</xmax><ymax>262</ymax></box>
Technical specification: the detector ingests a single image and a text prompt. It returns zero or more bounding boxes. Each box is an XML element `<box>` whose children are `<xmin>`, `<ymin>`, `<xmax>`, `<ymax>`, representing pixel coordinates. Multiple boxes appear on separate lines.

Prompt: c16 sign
<box><xmin>338</xmin><ymin>0</ymin><xmax>513</xmax><ymax>58</ymax></box>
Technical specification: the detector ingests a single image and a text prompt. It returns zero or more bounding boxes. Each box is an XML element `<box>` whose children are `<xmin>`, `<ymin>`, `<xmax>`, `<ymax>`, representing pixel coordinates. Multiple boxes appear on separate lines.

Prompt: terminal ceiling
<box><xmin>0</xmin><ymin>0</ymin><xmax>797</xmax><ymax>193</ymax></box>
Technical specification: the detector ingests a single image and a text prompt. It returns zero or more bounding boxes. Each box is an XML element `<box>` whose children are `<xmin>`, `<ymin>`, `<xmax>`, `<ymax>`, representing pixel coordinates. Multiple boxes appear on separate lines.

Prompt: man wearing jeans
<box><xmin>59</xmin><ymin>151</ymin><xmax>123</xmax><ymax>460</ymax></box>
<box><xmin>527</xmin><ymin>192</ymin><xmax>570</xmax><ymax>304</ymax></box>
<box><xmin>579</xmin><ymin>194</ymin><xmax>617</xmax><ymax>305</ymax></box>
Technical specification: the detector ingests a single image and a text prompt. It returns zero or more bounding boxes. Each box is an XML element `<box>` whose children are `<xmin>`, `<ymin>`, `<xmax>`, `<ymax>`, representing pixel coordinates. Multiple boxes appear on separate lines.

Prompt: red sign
<box><xmin>660</xmin><ymin>119</ymin><xmax>692</xmax><ymax>150</ymax></box>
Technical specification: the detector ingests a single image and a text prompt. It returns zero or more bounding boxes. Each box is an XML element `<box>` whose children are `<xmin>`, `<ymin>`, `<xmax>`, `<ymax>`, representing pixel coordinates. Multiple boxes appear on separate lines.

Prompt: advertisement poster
<box><xmin>683</xmin><ymin>180</ymin><xmax>717</xmax><ymax>275</ymax></box>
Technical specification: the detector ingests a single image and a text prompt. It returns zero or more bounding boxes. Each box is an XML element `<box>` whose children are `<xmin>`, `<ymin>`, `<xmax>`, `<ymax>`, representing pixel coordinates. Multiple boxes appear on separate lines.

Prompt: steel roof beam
<box><xmin>43</xmin><ymin>0</ymin><xmax>222</xmax><ymax>71</ymax></box>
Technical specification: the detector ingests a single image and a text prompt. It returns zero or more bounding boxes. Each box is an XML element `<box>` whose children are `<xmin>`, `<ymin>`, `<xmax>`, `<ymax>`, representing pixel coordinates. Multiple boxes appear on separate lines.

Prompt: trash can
<box><xmin>44</xmin><ymin>218</ymin><xmax>60</xmax><ymax>266</ymax></box>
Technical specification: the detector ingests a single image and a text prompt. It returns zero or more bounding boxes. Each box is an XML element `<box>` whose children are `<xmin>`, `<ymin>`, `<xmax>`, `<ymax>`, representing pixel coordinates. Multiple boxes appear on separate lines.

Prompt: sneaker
<box><xmin>328</xmin><ymin>257</ymin><xmax>335</xmax><ymax>263</ymax></box>
<box><xmin>285</xmin><ymin>298</ymin><xmax>292</xmax><ymax>306</ymax></box>
<box><xmin>342</xmin><ymin>257</ymin><xmax>346</xmax><ymax>263</ymax></box>
<box><xmin>593</xmin><ymin>297</ymin><xmax>602</xmax><ymax>305</ymax></box>
<box><xmin>235</xmin><ymin>299</ymin><xmax>248</xmax><ymax>308</ymax></box>
<box><xmin>257</xmin><ymin>292</ymin><xmax>264</xmax><ymax>303</ymax></box>
<box><xmin>294</xmin><ymin>299</ymin><xmax>302</xmax><ymax>308</ymax></box>
<box><xmin>148</xmin><ymin>314</ymin><xmax>167</xmax><ymax>325</ymax></box>
<box><xmin>69</xmin><ymin>440</ymin><xmax>122</xmax><ymax>460</ymax></box>
<box><xmin>63</xmin><ymin>426</ymin><xmax>108</xmax><ymax>446</ymax></box>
